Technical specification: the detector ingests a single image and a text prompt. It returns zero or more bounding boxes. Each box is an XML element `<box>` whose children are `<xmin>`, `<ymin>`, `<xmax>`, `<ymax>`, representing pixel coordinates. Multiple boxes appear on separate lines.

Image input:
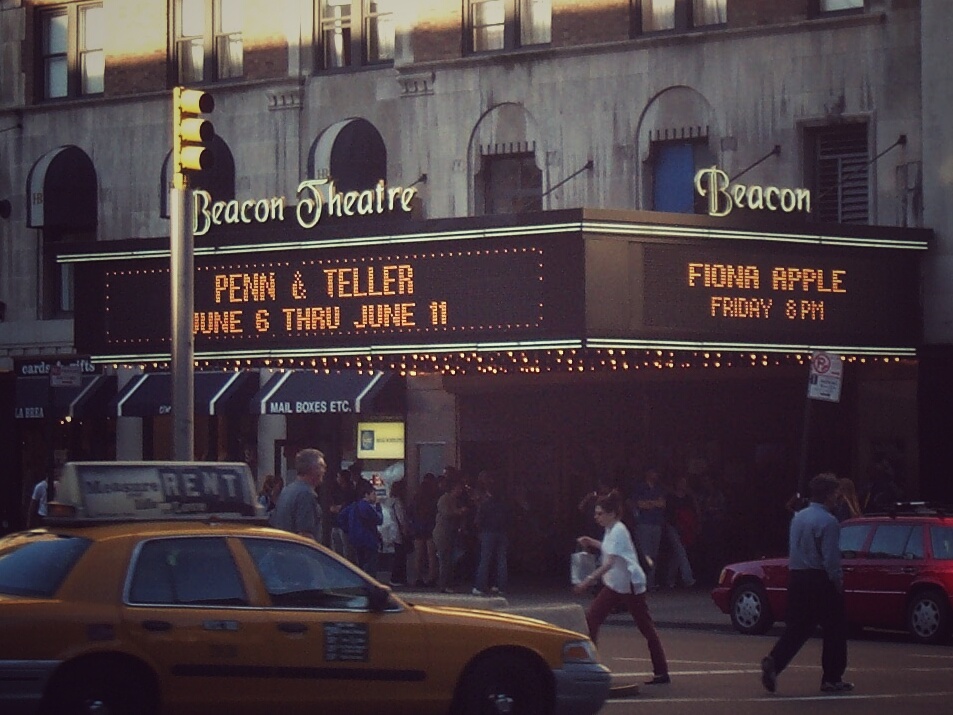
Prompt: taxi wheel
<box><xmin>729</xmin><ymin>582</ymin><xmax>773</xmax><ymax>635</ymax></box>
<box><xmin>46</xmin><ymin>660</ymin><xmax>158</xmax><ymax>715</ymax></box>
<box><xmin>454</xmin><ymin>651</ymin><xmax>549</xmax><ymax>715</ymax></box>
<box><xmin>907</xmin><ymin>588</ymin><xmax>952</xmax><ymax>645</ymax></box>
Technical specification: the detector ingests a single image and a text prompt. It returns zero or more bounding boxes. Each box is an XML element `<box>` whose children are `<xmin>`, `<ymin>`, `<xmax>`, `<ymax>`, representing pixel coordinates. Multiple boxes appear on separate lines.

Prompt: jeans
<box><xmin>636</xmin><ymin>523</ymin><xmax>663</xmax><ymax>588</ymax></box>
<box><xmin>663</xmin><ymin>523</ymin><xmax>695</xmax><ymax>587</ymax></box>
<box><xmin>585</xmin><ymin>584</ymin><xmax>668</xmax><ymax>677</ymax></box>
<box><xmin>474</xmin><ymin>531</ymin><xmax>508</xmax><ymax>593</ymax></box>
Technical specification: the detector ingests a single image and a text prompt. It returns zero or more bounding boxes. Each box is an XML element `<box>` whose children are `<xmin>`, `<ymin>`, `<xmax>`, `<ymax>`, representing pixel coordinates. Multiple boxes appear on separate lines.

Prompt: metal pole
<box><xmin>170</xmin><ymin>185</ymin><xmax>194</xmax><ymax>460</ymax></box>
<box><xmin>797</xmin><ymin>394</ymin><xmax>813</xmax><ymax>497</ymax></box>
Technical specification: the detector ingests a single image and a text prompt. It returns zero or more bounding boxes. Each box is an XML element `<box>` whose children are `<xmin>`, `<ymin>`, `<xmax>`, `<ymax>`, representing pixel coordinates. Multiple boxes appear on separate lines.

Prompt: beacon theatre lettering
<box><xmin>694</xmin><ymin>166</ymin><xmax>810</xmax><ymax>217</ymax></box>
<box><xmin>193</xmin><ymin>179</ymin><xmax>418</xmax><ymax>236</ymax></box>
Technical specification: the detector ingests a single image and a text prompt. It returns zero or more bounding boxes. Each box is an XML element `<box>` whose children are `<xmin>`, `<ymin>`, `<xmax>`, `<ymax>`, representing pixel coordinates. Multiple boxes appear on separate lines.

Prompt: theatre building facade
<box><xmin>1</xmin><ymin>1</ymin><xmax>950</xmax><ymax>567</ymax></box>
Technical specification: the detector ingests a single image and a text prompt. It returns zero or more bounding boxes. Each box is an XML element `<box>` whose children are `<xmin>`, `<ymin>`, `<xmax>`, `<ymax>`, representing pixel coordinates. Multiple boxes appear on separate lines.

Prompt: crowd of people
<box><xmin>260</xmin><ymin>449</ymin><xmax>512</xmax><ymax>595</ymax></box>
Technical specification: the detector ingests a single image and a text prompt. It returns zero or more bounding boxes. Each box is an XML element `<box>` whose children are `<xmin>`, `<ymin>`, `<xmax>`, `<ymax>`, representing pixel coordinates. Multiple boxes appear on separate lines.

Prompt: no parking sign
<box><xmin>807</xmin><ymin>351</ymin><xmax>843</xmax><ymax>402</ymax></box>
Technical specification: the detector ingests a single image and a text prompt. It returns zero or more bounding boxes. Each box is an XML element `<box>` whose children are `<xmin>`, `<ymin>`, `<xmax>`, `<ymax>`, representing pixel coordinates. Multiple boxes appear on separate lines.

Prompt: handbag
<box><xmin>570</xmin><ymin>550</ymin><xmax>598</xmax><ymax>585</ymax></box>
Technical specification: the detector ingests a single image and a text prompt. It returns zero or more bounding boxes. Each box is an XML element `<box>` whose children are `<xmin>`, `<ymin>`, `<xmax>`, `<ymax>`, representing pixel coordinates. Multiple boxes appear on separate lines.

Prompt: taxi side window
<box><xmin>128</xmin><ymin>537</ymin><xmax>248</xmax><ymax>606</ymax></box>
<box><xmin>242</xmin><ymin>537</ymin><xmax>371</xmax><ymax>610</ymax></box>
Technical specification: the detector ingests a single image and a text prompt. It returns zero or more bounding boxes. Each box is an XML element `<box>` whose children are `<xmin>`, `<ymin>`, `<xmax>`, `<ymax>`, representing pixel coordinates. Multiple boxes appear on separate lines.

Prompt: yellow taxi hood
<box><xmin>408</xmin><ymin>602</ymin><xmax>587</xmax><ymax>639</ymax></box>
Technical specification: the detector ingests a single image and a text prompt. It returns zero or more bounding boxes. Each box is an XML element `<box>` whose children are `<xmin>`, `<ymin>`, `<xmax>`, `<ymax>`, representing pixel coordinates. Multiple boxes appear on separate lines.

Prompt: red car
<box><xmin>711</xmin><ymin>506</ymin><xmax>953</xmax><ymax>644</ymax></box>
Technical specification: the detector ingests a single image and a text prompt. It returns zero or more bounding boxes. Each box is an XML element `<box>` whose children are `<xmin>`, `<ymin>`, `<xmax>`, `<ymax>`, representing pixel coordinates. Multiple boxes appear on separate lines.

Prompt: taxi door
<box><xmin>120</xmin><ymin>536</ymin><xmax>277</xmax><ymax>715</ymax></box>
<box><xmin>238</xmin><ymin>536</ymin><xmax>437</xmax><ymax>715</ymax></box>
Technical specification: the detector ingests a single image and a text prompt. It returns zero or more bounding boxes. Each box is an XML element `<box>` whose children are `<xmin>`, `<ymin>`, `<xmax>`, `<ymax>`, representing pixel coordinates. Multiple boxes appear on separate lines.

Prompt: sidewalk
<box><xmin>392</xmin><ymin>576</ymin><xmax>729</xmax><ymax>633</ymax></box>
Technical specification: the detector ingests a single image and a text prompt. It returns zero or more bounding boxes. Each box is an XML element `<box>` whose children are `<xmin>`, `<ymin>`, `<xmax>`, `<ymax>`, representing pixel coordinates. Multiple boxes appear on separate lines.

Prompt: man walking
<box><xmin>761</xmin><ymin>472</ymin><xmax>852</xmax><ymax>694</ymax></box>
<box><xmin>271</xmin><ymin>448</ymin><xmax>327</xmax><ymax>541</ymax></box>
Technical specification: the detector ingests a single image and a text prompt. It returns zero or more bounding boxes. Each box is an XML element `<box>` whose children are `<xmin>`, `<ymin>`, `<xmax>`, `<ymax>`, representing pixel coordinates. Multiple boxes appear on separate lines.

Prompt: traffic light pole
<box><xmin>170</xmin><ymin>184</ymin><xmax>194</xmax><ymax>461</ymax></box>
<box><xmin>170</xmin><ymin>86</ymin><xmax>213</xmax><ymax>462</ymax></box>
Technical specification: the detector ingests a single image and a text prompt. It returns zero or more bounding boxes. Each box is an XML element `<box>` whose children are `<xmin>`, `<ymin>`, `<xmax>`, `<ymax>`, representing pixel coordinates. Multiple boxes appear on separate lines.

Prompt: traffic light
<box><xmin>172</xmin><ymin>87</ymin><xmax>214</xmax><ymax>188</ymax></box>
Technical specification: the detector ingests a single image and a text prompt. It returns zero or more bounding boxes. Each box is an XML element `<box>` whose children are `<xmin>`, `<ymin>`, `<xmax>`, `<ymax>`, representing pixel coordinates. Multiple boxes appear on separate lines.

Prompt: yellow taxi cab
<box><xmin>0</xmin><ymin>462</ymin><xmax>610</xmax><ymax>715</ymax></box>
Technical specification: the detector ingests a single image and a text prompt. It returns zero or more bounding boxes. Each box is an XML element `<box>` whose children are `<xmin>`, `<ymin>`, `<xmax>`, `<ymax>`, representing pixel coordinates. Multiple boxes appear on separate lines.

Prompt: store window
<box><xmin>176</xmin><ymin>0</ymin><xmax>243</xmax><ymax>84</ymax></box>
<box><xmin>466</xmin><ymin>0</ymin><xmax>551</xmax><ymax>54</ymax></box>
<box><xmin>315</xmin><ymin>0</ymin><xmax>395</xmax><ymax>70</ymax></box>
<box><xmin>37</xmin><ymin>3</ymin><xmax>104</xmax><ymax>100</ymax></box>
<box><xmin>634</xmin><ymin>0</ymin><xmax>726</xmax><ymax>34</ymax></box>
<box><xmin>649</xmin><ymin>138</ymin><xmax>713</xmax><ymax>213</ymax></box>
<box><xmin>805</xmin><ymin>123</ymin><xmax>869</xmax><ymax>224</ymax></box>
<box><xmin>477</xmin><ymin>151</ymin><xmax>542</xmax><ymax>215</ymax></box>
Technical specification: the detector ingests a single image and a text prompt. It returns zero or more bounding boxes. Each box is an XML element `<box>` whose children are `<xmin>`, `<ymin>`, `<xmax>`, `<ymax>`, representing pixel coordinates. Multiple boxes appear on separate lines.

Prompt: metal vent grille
<box><xmin>815</xmin><ymin>124</ymin><xmax>869</xmax><ymax>224</ymax></box>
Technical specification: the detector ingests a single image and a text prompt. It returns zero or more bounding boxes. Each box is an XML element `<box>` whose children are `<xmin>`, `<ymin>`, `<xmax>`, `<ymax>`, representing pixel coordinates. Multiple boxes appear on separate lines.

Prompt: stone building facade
<box><xmin>1</xmin><ymin>1</ymin><xmax>949</xmax><ymax>564</ymax></box>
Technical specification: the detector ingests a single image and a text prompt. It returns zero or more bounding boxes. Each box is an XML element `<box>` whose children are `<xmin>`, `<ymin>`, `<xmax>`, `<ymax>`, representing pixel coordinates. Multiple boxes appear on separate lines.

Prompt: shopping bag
<box><xmin>570</xmin><ymin>550</ymin><xmax>597</xmax><ymax>585</ymax></box>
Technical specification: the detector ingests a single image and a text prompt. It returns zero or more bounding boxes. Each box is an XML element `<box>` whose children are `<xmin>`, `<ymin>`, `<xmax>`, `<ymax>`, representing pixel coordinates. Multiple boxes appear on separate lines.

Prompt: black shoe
<box><xmin>820</xmin><ymin>681</ymin><xmax>854</xmax><ymax>693</ymax></box>
<box><xmin>644</xmin><ymin>674</ymin><xmax>670</xmax><ymax>685</ymax></box>
<box><xmin>761</xmin><ymin>656</ymin><xmax>777</xmax><ymax>693</ymax></box>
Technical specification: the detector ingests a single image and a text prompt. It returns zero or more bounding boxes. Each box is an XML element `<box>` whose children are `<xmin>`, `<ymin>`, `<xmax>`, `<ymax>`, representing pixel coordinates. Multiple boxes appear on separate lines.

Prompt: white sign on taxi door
<box><xmin>807</xmin><ymin>351</ymin><xmax>843</xmax><ymax>402</ymax></box>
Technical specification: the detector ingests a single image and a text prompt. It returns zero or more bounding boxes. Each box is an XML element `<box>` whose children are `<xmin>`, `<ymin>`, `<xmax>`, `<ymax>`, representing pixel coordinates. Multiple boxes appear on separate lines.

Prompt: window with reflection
<box><xmin>242</xmin><ymin>537</ymin><xmax>379</xmax><ymax>609</ymax></box>
<box><xmin>316</xmin><ymin>0</ymin><xmax>394</xmax><ymax>70</ymax></box>
<box><xmin>467</xmin><ymin>0</ymin><xmax>551</xmax><ymax>53</ymax></box>
<box><xmin>820</xmin><ymin>0</ymin><xmax>864</xmax><ymax>12</ymax></box>
<box><xmin>635</xmin><ymin>0</ymin><xmax>726</xmax><ymax>34</ymax></box>
<box><xmin>176</xmin><ymin>0</ymin><xmax>244</xmax><ymax>84</ymax></box>
<box><xmin>38</xmin><ymin>3</ymin><xmax>104</xmax><ymax>100</ymax></box>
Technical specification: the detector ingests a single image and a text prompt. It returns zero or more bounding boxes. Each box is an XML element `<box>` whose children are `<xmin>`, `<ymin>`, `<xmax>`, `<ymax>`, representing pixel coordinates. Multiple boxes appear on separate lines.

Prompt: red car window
<box><xmin>930</xmin><ymin>526</ymin><xmax>953</xmax><ymax>560</ymax></box>
<box><xmin>868</xmin><ymin>524</ymin><xmax>922</xmax><ymax>560</ymax></box>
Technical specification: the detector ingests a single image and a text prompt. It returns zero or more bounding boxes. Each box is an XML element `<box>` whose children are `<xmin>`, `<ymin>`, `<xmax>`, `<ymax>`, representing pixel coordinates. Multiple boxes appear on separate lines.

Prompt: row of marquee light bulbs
<box><xmin>104</xmin><ymin>350</ymin><xmax>906</xmax><ymax>376</ymax></box>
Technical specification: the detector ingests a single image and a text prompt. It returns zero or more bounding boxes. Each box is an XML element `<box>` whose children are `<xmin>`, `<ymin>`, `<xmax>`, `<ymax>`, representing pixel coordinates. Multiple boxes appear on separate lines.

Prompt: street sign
<box><xmin>50</xmin><ymin>364</ymin><xmax>83</xmax><ymax>388</ymax></box>
<box><xmin>807</xmin><ymin>350</ymin><xmax>843</xmax><ymax>402</ymax></box>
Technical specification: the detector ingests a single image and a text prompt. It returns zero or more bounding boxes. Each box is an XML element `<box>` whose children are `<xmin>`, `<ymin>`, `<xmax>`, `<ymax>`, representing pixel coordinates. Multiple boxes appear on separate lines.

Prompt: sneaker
<box><xmin>761</xmin><ymin>656</ymin><xmax>777</xmax><ymax>693</ymax></box>
<box><xmin>442</xmin><ymin>587</ymin><xmax>455</xmax><ymax>594</ymax></box>
<box><xmin>820</xmin><ymin>681</ymin><xmax>854</xmax><ymax>693</ymax></box>
<box><xmin>471</xmin><ymin>588</ymin><xmax>487</xmax><ymax>596</ymax></box>
<box><xmin>490</xmin><ymin>586</ymin><xmax>501</xmax><ymax>595</ymax></box>
<box><xmin>644</xmin><ymin>674</ymin><xmax>670</xmax><ymax>685</ymax></box>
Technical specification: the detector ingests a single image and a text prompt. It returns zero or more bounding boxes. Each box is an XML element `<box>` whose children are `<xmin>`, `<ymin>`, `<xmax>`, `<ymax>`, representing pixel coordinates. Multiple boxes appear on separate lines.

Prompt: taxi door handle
<box><xmin>277</xmin><ymin>622</ymin><xmax>308</xmax><ymax>634</ymax></box>
<box><xmin>142</xmin><ymin>620</ymin><xmax>173</xmax><ymax>632</ymax></box>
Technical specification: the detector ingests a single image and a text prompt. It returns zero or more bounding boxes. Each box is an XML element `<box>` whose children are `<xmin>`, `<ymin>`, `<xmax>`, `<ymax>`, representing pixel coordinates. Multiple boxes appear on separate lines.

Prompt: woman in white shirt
<box><xmin>574</xmin><ymin>491</ymin><xmax>670</xmax><ymax>685</ymax></box>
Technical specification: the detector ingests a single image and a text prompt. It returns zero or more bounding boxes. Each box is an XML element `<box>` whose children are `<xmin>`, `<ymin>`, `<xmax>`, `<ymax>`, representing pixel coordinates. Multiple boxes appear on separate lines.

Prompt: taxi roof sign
<box><xmin>50</xmin><ymin>461</ymin><xmax>264</xmax><ymax>522</ymax></box>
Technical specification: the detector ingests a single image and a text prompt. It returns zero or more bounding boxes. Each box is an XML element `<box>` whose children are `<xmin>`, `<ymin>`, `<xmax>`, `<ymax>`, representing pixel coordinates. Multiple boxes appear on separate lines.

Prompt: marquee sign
<box><xmin>640</xmin><ymin>242</ymin><xmax>919</xmax><ymax>345</ymax></box>
<box><xmin>64</xmin><ymin>210</ymin><xmax>927</xmax><ymax>362</ymax></box>
<box><xmin>72</xmin><ymin>231</ymin><xmax>586</xmax><ymax>360</ymax></box>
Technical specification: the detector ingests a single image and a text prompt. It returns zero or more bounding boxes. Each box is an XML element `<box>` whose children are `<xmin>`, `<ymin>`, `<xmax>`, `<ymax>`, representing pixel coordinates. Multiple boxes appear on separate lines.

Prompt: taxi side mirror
<box><xmin>368</xmin><ymin>584</ymin><xmax>392</xmax><ymax>612</ymax></box>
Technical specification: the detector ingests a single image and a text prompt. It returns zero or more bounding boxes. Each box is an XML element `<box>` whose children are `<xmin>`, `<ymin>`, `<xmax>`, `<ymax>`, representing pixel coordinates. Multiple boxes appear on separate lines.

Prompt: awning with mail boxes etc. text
<box><xmin>251</xmin><ymin>370</ymin><xmax>393</xmax><ymax>416</ymax></box>
<box><xmin>112</xmin><ymin>371</ymin><xmax>258</xmax><ymax>418</ymax></box>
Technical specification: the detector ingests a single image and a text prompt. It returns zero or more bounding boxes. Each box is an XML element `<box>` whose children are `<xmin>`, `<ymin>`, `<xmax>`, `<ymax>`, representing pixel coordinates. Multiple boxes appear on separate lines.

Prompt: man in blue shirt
<box><xmin>761</xmin><ymin>472</ymin><xmax>852</xmax><ymax>694</ymax></box>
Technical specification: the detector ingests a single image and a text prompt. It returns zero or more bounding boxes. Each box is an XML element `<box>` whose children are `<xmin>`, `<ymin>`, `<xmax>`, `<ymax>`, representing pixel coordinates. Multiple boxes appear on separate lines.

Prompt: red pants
<box><xmin>586</xmin><ymin>585</ymin><xmax>669</xmax><ymax>677</ymax></box>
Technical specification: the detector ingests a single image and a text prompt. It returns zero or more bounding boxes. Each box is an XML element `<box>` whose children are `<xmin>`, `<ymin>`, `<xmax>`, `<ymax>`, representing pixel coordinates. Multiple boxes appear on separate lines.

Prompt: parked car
<box><xmin>711</xmin><ymin>505</ymin><xmax>953</xmax><ymax>644</ymax></box>
<box><xmin>0</xmin><ymin>462</ymin><xmax>610</xmax><ymax>715</ymax></box>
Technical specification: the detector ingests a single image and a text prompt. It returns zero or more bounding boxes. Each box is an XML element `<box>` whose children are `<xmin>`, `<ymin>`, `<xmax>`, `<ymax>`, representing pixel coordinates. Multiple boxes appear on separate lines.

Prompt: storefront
<box><xmin>61</xmin><ymin>206</ymin><xmax>930</xmax><ymax>566</ymax></box>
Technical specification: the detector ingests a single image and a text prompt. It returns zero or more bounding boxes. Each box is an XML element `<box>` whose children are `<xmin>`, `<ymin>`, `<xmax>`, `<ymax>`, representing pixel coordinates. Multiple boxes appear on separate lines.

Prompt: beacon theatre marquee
<box><xmin>61</xmin><ymin>206</ymin><xmax>930</xmax><ymax>364</ymax></box>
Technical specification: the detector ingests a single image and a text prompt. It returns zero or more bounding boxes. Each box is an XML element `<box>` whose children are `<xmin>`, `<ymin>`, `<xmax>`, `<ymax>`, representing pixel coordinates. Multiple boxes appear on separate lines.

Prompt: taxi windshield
<box><xmin>0</xmin><ymin>534</ymin><xmax>91</xmax><ymax>598</ymax></box>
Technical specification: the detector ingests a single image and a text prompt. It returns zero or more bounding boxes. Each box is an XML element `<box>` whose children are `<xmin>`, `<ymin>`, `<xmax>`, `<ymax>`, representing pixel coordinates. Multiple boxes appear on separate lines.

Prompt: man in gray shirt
<box><xmin>761</xmin><ymin>472</ymin><xmax>851</xmax><ymax>694</ymax></box>
<box><xmin>271</xmin><ymin>448</ymin><xmax>327</xmax><ymax>541</ymax></box>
